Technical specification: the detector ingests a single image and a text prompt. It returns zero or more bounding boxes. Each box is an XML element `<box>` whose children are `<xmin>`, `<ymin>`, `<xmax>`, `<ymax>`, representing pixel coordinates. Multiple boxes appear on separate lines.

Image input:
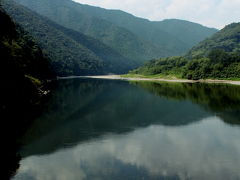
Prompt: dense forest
<box><xmin>78</xmin><ymin>7</ymin><xmax>217</xmax><ymax>54</ymax></box>
<box><xmin>1</xmin><ymin>0</ymin><xmax>218</xmax><ymax>77</ymax></box>
<box><xmin>2</xmin><ymin>0</ymin><xmax>137</xmax><ymax>75</ymax></box>
<box><xmin>0</xmin><ymin>5</ymin><xmax>55</xmax><ymax>179</ymax></box>
<box><xmin>187</xmin><ymin>23</ymin><xmax>240</xmax><ymax>58</ymax></box>
<box><xmin>13</xmin><ymin>0</ymin><xmax>217</xmax><ymax>62</ymax></box>
<box><xmin>0</xmin><ymin>5</ymin><xmax>53</xmax><ymax>110</ymax></box>
<box><xmin>130</xmin><ymin>23</ymin><xmax>240</xmax><ymax>80</ymax></box>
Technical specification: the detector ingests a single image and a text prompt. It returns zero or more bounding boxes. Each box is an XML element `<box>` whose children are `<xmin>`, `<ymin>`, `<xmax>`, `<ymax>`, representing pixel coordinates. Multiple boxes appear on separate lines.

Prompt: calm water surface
<box><xmin>13</xmin><ymin>79</ymin><xmax>240</xmax><ymax>180</ymax></box>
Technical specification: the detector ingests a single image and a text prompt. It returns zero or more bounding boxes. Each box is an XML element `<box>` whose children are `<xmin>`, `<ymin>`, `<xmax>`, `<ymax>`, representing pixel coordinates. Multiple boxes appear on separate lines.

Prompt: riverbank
<box><xmin>76</xmin><ymin>75</ymin><xmax>240</xmax><ymax>86</ymax></box>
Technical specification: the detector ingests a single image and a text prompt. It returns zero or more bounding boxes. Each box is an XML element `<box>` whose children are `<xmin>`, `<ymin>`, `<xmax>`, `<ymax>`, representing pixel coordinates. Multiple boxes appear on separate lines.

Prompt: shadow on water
<box><xmin>17</xmin><ymin>78</ymin><xmax>240</xmax><ymax>158</ymax></box>
<box><xmin>131</xmin><ymin>81</ymin><xmax>240</xmax><ymax>125</ymax></box>
<box><xmin>0</xmin><ymin>75</ymin><xmax>52</xmax><ymax>179</ymax></box>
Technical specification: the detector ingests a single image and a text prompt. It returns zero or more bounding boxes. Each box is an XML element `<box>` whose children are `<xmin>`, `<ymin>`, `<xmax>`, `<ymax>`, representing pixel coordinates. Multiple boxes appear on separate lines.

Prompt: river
<box><xmin>11</xmin><ymin>78</ymin><xmax>240</xmax><ymax>180</ymax></box>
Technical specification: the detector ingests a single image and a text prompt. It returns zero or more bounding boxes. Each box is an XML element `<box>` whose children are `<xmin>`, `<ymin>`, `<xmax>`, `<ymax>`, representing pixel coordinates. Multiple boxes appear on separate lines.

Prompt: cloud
<box><xmin>73</xmin><ymin>0</ymin><xmax>240</xmax><ymax>29</ymax></box>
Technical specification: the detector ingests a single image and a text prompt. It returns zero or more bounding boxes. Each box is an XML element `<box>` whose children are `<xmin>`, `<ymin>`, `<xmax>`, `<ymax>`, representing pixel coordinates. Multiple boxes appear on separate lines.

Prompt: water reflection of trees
<box><xmin>132</xmin><ymin>81</ymin><xmax>240</xmax><ymax>124</ymax></box>
<box><xmin>14</xmin><ymin>79</ymin><xmax>240</xmax><ymax>161</ymax></box>
<box><xmin>18</xmin><ymin>79</ymin><xmax>210</xmax><ymax>157</ymax></box>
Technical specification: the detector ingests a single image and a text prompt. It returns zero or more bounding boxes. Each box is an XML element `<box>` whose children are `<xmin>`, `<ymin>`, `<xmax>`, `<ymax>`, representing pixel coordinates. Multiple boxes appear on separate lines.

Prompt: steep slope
<box><xmin>0</xmin><ymin>4</ymin><xmax>54</xmax><ymax>122</ymax></box>
<box><xmin>69</xmin><ymin>3</ymin><xmax>217</xmax><ymax>54</ymax></box>
<box><xmin>0</xmin><ymin>6</ymin><xmax>53</xmax><ymax>92</ymax></box>
<box><xmin>187</xmin><ymin>23</ymin><xmax>240</xmax><ymax>58</ymax></box>
<box><xmin>67</xmin><ymin>4</ymin><xmax>187</xmax><ymax>54</ymax></box>
<box><xmin>3</xmin><ymin>0</ymin><xmax>140</xmax><ymax>75</ymax></box>
<box><xmin>153</xmin><ymin>19</ymin><xmax>218</xmax><ymax>49</ymax></box>
<box><xmin>2</xmin><ymin>0</ymin><xmax>106</xmax><ymax>76</ymax></box>
<box><xmin>0</xmin><ymin>7</ymin><xmax>54</xmax><ymax>179</ymax></box>
<box><xmin>129</xmin><ymin>22</ymin><xmax>240</xmax><ymax>80</ymax></box>
<box><xmin>14</xmin><ymin>0</ymin><xmax>169</xmax><ymax>62</ymax></box>
<box><xmin>48</xmin><ymin>22</ymin><xmax>137</xmax><ymax>73</ymax></box>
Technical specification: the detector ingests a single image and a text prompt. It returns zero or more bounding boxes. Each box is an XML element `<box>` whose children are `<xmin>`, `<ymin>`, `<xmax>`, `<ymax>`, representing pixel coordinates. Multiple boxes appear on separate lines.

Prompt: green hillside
<box><xmin>0</xmin><ymin>6</ymin><xmax>56</xmax><ymax>178</ymax></box>
<box><xmin>0</xmin><ymin>4</ymin><xmax>54</xmax><ymax>116</ymax></box>
<box><xmin>2</xmin><ymin>0</ymin><xmax>140</xmax><ymax>75</ymax></box>
<box><xmin>13</xmin><ymin>0</ymin><xmax>168</xmax><ymax>62</ymax></box>
<box><xmin>72</xmin><ymin>4</ymin><xmax>217</xmax><ymax>54</ymax></box>
<box><xmin>153</xmin><ymin>19</ymin><xmax>217</xmax><ymax>49</ymax></box>
<box><xmin>14</xmin><ymin>0</ymin><xmax>217</xmax><ymax>61</ymax></box>
<box><xmin>2</xmin><ymin>0</ymin><xmax>104</xmax><ymax>76</ymax></box>
<box><xmin>129</xmin><ymin>23</ymin><xmax>240</xmax><ymax>80</ymax></box>
<box><xmin>49</xmin><ymin>22</ymin><xmax>137</xmax><ymax>73</ymax></box>
<box><xmin>187</xmin><ymin>23</ymin><xmax>240</xmax><ymax>58</ymax></box>
<box><xmin>0</xmin><ymin>6</ymin><xmax>53</xmax><ymax>97</ymax></box>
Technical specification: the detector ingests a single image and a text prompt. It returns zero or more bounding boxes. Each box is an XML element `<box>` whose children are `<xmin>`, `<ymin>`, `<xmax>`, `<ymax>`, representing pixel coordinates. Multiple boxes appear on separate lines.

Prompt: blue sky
<box><xmin>73</xmin><ymin>0</ymin><xmax>240</xmax><ymax>29</ymax></box>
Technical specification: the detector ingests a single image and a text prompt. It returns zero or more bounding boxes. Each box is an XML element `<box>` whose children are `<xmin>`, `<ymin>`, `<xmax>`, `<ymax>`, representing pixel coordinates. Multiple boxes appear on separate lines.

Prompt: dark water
<box><xmin>12</xmin><ymin>79</ymin><xmax>240</xmax><ymax>180</ymax></box>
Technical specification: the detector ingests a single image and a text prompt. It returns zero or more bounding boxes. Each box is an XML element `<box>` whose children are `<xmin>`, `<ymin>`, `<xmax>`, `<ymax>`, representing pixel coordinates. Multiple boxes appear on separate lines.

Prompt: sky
<box><xmin>73</xmin><ymin>0</ymin><xmax>240</xmax><ymax>29</ymax></box>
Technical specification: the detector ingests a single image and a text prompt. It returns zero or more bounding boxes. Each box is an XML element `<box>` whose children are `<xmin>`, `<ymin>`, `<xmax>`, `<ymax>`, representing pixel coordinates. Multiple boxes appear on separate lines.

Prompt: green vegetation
<box><xmin>129</xmin><ymin>56</ymin><xmax>187</xmax><ymax>78</ymax></box>
<box><xmin>0</xmin><ymin>5</ymin><xmax>53</xmax><ymax>87</ymax></box>
<box><xmin>187</xmin><ymin>23</ymin><xmax>240</xmax><ymax>58</ymax></box>
<box><xmin>2</xmin><ymin>0</ymin><xmax>103</xmax><ymax>76</ymax></box>
<box><xmin>2</xmin><ymin>0</ymin><xmax>138</xmax><ymax>75</ymax></box>
<box><xmin>25</xmin><ymin>75</ymin><xmax>42</xmax><ymax>87</ymax></box>
<box><xmin>14</xmin><ymin>0</ymin><xmax>217</xmax><ymax>62</ymax></box>
<box><xmin>0</xmin><ymin>4</ymin><xmax>54</xmax><ymax>109</ymax></box>
<box><xmin>130</xmin><ymin>51</ymin><xmax>240</xmax><ymax>80</ymax></box>
<box><xmin>130</xmin><ymin>22</ymin><xmax>240</xmax><ymax>80</ymax></box>
<box><xmin>153</xmin><ymin>19</ymin><xmax>218</xmax><ymax>51</ymax></box>
<box><xmin>0</xmin><ymin>6</ymin><xmax>55</xmax><ymax>179</ymax></box>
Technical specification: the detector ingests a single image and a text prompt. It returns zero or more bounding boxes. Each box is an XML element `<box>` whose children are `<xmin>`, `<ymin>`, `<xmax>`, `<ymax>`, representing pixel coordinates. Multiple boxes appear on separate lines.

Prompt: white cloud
<box><xmin>73</xmin><ymin>0</ymin><xmax>240</xmax><ymax>29</ymax></box>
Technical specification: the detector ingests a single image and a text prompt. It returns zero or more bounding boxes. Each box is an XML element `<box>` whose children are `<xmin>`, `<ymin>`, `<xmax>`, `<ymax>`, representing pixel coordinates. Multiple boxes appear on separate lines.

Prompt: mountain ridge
<box><xmin>2</xmin><ymin>0</ymin><xmax>141</xmax><ymax>75</ymax></box>
<box><xmin>14</xmin><ymin>0</ymin><xmax>171</xmax><ymax>62</ymax></box>
<box><xmin>187</xmin><ymin>22</ymin><xmax>240</xmax><ymax>58</ymax></box>
<box><xmin>14</xmin><ymin>0</ymin><xmax>217</xmax><ymax>60</ymax></box>
<box><xmin>72</xmin><ymin>2</ymin><xmax>218</xmax><ymax>52</ymax></box>
<box><xmin>129</xmin><ymin>22</ymin><xmax>240</xmax><ymax>80</ymax></box>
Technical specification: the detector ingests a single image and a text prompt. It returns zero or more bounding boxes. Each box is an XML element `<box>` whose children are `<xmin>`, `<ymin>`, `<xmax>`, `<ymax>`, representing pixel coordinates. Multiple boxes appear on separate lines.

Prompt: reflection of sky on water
<box><xmin>13</xmin><ymin>117</ymin><xmax>240</xmax><ymax>180</ymax></box>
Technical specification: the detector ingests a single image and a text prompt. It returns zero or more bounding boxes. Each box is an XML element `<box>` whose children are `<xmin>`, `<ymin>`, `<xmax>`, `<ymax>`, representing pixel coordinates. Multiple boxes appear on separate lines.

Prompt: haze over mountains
<box><xmin>131</xmin><ymin>22</ymin><xmax>240</xmax><ymax>80</ymax></box>
<box><xmin>2</xmin><ymin>0</ymin><xmax>217</xmax><ymax>75</ymax></box>
<box><xmin>2</xmin><ymin>0</ymin><xmax>135</xmax><ymax>75</ymax></box>
<box><xmin>73</xmin><ymin>5</ymin><xmax>217</xmax><ymax>53</ymax></box>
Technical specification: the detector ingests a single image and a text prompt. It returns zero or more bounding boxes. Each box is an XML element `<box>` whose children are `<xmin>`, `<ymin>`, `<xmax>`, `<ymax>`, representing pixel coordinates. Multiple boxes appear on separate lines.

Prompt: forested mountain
<box><xmin>1</xmin><ymin>0</ymin><xmax>220</xmax><ymax>78</ymax></box>
<box><xmin>130</xmin><ymin>23</ymin><xmax>240</xmax><ymax>80</ymax></box>
<box><xmin>0</xmin><ymin>3</ymin><xmax>54</xmax><ymax>119</ymax></box>
<box><xmin>187</xmin><ymin>23</ymin><xmax>240</xmax><ymax>58</ymax></box>
<box><xmin>0</xmin><ymin>6</ymin><xmax>54</xmax><ymax>179</ymax></box>
<box><xmin>153</xmin><ymin>19</ymin><xmax>217</xmax><ymax>49</ymax></box>
<box><xmin>2</xmin><ymin>0</ymin><xmax>139</xmax><ymax>75</ymax></box>
<box><xmin>69</xmin><ymin>4</ymin><xmax>217</xmax><ymax>54</ymax></box>
<box><xmin>0</xmin><ymin>5</ymin><xmax>53</xmax><ymax>100</ymax></box>
<box><xmin>12</xmin><ymin>0</ymin><xmax>168</xmax><ymax>62</ymax></box>
<box><xmin>13</xmin><ymin>0</ymin><xmax>217</xmax><ymax>61</ymax></box>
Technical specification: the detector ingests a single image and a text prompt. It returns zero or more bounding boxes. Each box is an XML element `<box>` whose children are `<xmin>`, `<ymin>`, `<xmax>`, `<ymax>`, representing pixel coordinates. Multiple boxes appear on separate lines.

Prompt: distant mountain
<box><xmin>13</xmin><ymin>0</ymin><xmax>217</xmax><ymax>61</ymax></box>
<box><xmin>153</xmin><ymin>19</ymin><xmax>218</xmax><ymax>49</ymax></box>
<box><xmin>2</xmin><ymin>0</ymin><xmax>138</xmax><ymax>75</ymax></box>
<box><xmin>129</xmin><ymin>22</ymin><xmax>240</xmax><ymax>80</ymax></box>
<box><xmin>72</xmin><ymin>4</ymin><xmax>217</xmax><ymax>54</ymax></box>
<box><xmin>187</xmin><ymin>23</ymin><xmax>240</xmax><ymax>58</ymax></box>
<box><xmin>12</xmin><ymin>0</ymin><xmax>168</xmax><ymax>63</ymax></box>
